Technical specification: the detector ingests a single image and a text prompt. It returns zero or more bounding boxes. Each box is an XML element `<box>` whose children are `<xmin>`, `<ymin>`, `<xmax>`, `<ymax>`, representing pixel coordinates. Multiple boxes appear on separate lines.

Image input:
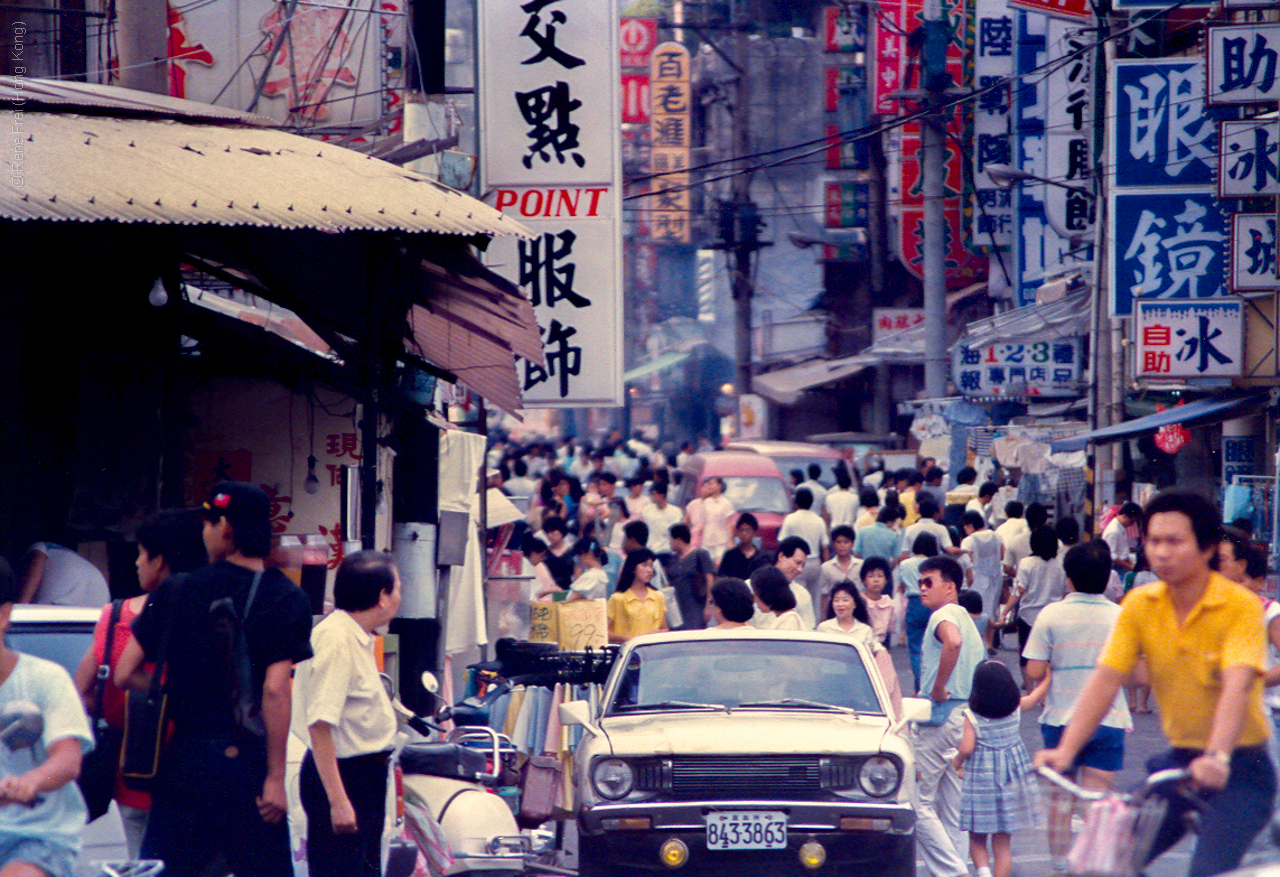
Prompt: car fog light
<box><xmin>798</xmin><ymin>840</ymin><xmax>826</xmax><ymax>870</ymax></box>
<box><xmin>659</xmin><ymin>837</ymin><xmax>689</xmax><ymax>868</ymax></box>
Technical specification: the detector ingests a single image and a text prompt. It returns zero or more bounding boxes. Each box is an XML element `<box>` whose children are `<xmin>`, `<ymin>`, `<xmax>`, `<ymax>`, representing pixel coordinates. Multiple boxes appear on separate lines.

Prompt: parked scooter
<box><xmin>392</xmin><ymin>673</ymin><xmax>529</xmax><ymax>877</ymax></box>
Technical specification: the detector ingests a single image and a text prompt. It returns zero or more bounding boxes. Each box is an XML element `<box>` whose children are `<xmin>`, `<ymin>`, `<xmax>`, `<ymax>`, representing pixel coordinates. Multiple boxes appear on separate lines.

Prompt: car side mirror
<box><xmin>900</xmin><ymin>697</ymin><xmax>932</xmax><ymax>724</ymax></box>
<box><xmin>558</xmin><ymin>699</ymin><xmax>600</xmax><ymax>737</ymax></box>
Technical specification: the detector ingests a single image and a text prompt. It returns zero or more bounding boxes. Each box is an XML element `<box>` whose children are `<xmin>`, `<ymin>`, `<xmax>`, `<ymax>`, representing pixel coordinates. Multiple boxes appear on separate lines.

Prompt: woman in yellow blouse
<box><xmin>607</xmin><ymin>548</ymin><xmax>668</xmax><ymax>643</ymax></box>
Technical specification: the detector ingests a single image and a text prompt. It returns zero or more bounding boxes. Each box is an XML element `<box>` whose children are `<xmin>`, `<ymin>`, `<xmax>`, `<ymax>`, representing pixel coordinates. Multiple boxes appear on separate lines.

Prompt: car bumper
<box><xmin>579</xmin><ymin>799</ymin><xmax>914</xmax><ymax>872</ymax></box>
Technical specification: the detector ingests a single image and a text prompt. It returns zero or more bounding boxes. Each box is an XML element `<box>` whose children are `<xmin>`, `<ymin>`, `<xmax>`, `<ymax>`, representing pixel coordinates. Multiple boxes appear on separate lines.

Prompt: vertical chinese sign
<box><xmin>479</xmin><ymin>0</ymin><xmax>623</xmax><ymax>407</ymax></box>
<box><xmin>650</xmin><ymin>42</ymin><xmax>692</xmax><ymax>244</ymax></box>
<box><xmin>969</xmin><ymin>0</ymin><xmax>1014</xmax><ymax>251</ymax></box>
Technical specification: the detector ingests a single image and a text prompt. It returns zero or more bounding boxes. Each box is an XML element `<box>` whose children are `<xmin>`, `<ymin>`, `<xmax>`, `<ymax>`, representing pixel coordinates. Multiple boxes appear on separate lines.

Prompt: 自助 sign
<box><xmin>1136</xmin><ymin>299</ymin><xmax>1244</xmax><ymax>378</ymax></box>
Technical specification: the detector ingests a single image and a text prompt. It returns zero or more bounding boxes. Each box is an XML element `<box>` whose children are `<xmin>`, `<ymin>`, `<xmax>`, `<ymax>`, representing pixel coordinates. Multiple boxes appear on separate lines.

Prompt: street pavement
<box><xmin>889</xmin><ymin>638</ymin><xmax>1280</xmax><ymax>877</ymax></box>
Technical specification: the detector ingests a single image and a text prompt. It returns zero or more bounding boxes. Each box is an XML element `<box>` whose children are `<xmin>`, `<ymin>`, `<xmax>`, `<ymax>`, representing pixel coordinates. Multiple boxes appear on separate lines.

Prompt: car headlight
<box><xmin>591</xmin><ymin>758</ymin><xmax>635</xmax><ymax>800</ymax></box>
<box><xmin>858</xmin><ymin>756</ymin><xmax>900</xmax><ymax>797</ymax></box>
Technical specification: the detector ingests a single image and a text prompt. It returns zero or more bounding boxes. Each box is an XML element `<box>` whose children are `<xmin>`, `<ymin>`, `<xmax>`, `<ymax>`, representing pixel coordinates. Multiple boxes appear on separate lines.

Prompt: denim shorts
<box><xmin>1041</xmin><ymin>723</ymin><xmax>1125</xmax><ymax>772</ymax></box>
<box><xmin>0</xmin><ymin>834</ymin><xmax>76</xmax><ymax>877</ymax></box>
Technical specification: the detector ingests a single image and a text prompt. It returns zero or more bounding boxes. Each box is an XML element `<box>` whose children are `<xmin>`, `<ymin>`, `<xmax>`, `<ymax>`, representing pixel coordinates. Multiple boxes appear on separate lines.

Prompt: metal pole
<box><xmin>731</xmin><ymin>0</ymin><xmax>756</xmax><ymax>432</ymax></box>
<box><xmin>116</xmin><ymin>0</ymin><xmax>167</xmax><ymax>94</ymax></box>
<box><xmin>921</xmin><ymin>0</ymin><xmax>949</xmax><ymax>400</ymax></box>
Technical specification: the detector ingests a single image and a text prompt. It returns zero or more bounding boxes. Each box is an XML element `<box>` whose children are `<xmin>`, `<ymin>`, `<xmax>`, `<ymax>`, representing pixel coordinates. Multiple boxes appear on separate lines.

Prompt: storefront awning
<box><xmin>753</xmin><ymin>356</ymin><xmax>876</xmax><ymax>405</ymax></box>
<box><xmin>950</xmin><ymin>291</ymin><xmax>1091</xmax><ymax>351</ymax></box>
<box><xmin>1050</xmin><ymin>391</ymin><xmax>1271</xmax><ymax>453</ymax></box>
<box><xmin>624</xmin><ymin>350</ymin><xmax>693</xmax><ymax>383</ymax></box>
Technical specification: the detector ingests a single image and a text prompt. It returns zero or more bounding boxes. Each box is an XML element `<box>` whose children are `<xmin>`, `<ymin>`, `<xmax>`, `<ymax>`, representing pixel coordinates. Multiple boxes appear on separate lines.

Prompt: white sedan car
<box><xmin>561</xmin><ymin>629</ymin><xmax>928</xmax><ymax>877</ymax></box>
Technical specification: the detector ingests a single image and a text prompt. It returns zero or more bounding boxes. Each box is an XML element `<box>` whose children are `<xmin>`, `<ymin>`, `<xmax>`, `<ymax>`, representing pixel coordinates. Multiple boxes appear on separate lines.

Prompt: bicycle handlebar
<box><xmin>1037</xmin><ymin>765</ymin><xmax>1191</xmax><ymax>801</ymax></box>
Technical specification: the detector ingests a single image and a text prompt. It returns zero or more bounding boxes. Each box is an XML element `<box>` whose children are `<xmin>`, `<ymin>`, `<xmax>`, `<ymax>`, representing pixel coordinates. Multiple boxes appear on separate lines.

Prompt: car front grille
<box><xmin>635</xmin><ymin>756</ymin><xmax>838</xmax><ymax>799</ymax></box>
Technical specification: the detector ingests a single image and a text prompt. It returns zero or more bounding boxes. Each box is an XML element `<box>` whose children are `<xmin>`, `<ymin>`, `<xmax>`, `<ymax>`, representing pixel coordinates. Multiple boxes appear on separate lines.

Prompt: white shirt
<box><xmin>994</xmin><ymin>518</ymin><xmax>1029</xmax><ymax>552</ymax></box>
<box><xmin>1013</xmin><ymin>555</ymin><xmax>1066</xmax><ymax>627</ymax></box>
<box><xmin>824</xmin><ymin>488</ymin><xmax>858</xmax><ymax>528</ymax></box>
<box><xmin>764</xmin><ymin>609</ymin><xmax>807</xmax><ymax>631</ymax></box>
<box><xmin>799</xmin><ymin>479</ymin><xmax>828</xmax><ymax>511</ymax></box>
<box><xmin>779</xmin><ymin>509</ymin><xmax>829</xmax><ymax>558</ymax></box>
<box><xmin>753</xmin><ymin>584</ymin><xmax>816</xmax><ymax>629</ymax></box>
<box><xmin>642</xmin><ymin>502</ymin><xmax>684</xmax><ymax>554</ymax></box>
<box><xmin>292</xmin><ymin>610</ymin><xmax>397</xmax><ymax>758</ymax></box>
<box><xmin>1101</xmin><ymin>517</ymin><xmax>1132</xmax><ymax>565</ymax></box>
<box><xmin>901</xmin><ymin>519</ymin><xmax>952</xmax><ymax>556</ymax></box>
<box><xmin>690</xmin><ymin>494</ymin><xmax>735</xmax><ymax>552</ymax></box>
<box><xmin>570</xmin><ymin>567</ymin><xmax>609</xmax><ymax>601</ymax></box>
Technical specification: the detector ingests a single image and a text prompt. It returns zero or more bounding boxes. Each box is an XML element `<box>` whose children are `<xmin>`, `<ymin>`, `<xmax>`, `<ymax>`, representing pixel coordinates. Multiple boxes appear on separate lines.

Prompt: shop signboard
<box><xmin>619</xmin><ymin>18</ymin><xmax>657</xmax><ymax>69</ymax></box>
<box><xmin>970</xmin><ymin>0</ymin><xmax>1014</xmax><ymax>249</ymax></box>
<box><xmin>824</xmin><ymin>4</ymin><xmax>868</xmax><ymax>53</ymax></box>
<box><xmin>1109</xmin><ymin>60</ymin><xmax>1219</xmax><ymax>188</ymax></box>
<box><xmin>1230</xmin><ymin>214</ymin><xmax>1279</xmax><ymax>291</ymax></box>
<box><xmin>1207</xmin><ymin>25</ymin><xmax>1280</xmax><ymax>105</ymax></box>
<box><xmin>1136</xmin><ymin>300</ymin><xmax>1244</xmax><ymax>378</ymax></box>
<box><xmin>1007</xmin><ymin>0</ymin><xmax>1091</xmax><ymax>22</ymax></box>
<box><xmin>479</xmin><ymin>0</ymin><xmax>622</xmax><ymax>407</ymax></box>
<box><xmin>1219</xmin><ymin>119</ymin><xmax>1280</xmax><ymax>198</ymax></box>
<box><xmin>649</xmin><ymin>42</ymin><xmax>692</xmax><ymax>244</ymax></box>
<box><xmin>873</xmin><ymin>308</ymin><xmax>925</xmax><ymax>342</ymax></box>
<box><xmin>1110</xmin><ymin>189</ymin><xmax>1229</xmax><ymax>317</ymax></box>
<box><xmin>951</xmin><ymin>336</ymin><xmax>1084</xmax><ymax>397</ymax></box>
<box><xmin>1041</xmin><ymin>20</ymin><xmax>1094</xmax><ymax>236</ymax></box>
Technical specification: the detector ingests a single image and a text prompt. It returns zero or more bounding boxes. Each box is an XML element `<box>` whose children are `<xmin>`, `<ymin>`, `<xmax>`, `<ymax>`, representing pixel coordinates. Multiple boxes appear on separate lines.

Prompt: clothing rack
<box><xmin>490</xmin><ymin>638</ymin><xmax>619</xmax><ymax>688</ymax></box>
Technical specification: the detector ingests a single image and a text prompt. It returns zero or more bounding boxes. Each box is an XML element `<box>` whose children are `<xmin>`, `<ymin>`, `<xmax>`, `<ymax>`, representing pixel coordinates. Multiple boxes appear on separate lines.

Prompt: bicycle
<box><xmin>1037</xmin><ymin>765</ymin><xmax>1198</xmax><ymax>877</ymax></box>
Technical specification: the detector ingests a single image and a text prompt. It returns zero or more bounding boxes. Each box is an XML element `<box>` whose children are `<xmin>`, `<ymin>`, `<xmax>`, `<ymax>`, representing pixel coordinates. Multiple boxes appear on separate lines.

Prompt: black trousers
<box><xmin>300</xmin><ymin>749</ymin><xmax>390</xmax><ymax>877</ymax></box>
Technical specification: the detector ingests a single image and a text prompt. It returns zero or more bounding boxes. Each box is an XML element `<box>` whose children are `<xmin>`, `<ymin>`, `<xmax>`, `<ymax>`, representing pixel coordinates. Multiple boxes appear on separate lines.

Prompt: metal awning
<box><xmin>754</xmin><ymin>356</ymin><xmax>876</xmax><ymax>405</ymax></box>
<box><xmin>624</xmin><ymin>351</ymin><xmax>693</xmax><ymax>383</ymax></box>
<box><xmin>1050</xmin><ymin>391</ymin><xmax>1271</xmax><ymax>453</ymax></box>
<box><xmin>2</xmin><ymin>108</ymin><xmax>527</xmax><ymax>237</ymax></box>
<box><xmin>950</xmin><ymin>291</ymin><xmax>1091</xmax><ymax>351</ymax></box>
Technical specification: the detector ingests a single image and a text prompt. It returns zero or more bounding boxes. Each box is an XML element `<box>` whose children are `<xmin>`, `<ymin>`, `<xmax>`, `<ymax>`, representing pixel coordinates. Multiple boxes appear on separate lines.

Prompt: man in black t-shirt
<box><xmin>119</xmin><ymin>482</ymin><xmax>313</xmax><ymax>877</ymax></box>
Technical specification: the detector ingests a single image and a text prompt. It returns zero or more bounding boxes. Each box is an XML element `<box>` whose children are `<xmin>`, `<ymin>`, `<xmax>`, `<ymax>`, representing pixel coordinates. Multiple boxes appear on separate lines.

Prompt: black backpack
<box><xmin>208</xmin><ymin>570</ymin><xmax>266</xmax><ymax>737</ymax></box>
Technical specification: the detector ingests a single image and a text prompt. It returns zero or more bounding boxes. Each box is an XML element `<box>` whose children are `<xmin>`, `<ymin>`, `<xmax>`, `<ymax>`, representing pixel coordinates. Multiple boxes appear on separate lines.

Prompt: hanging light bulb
<box><xmin>148</xmin><ymin>277</ymin><xmax>169</xmax><ymax>307</ymax></box>
<box><xmin>304</xmin><ymin>455</ymin><xmax>320</xmax><ymax>494</ymax></box>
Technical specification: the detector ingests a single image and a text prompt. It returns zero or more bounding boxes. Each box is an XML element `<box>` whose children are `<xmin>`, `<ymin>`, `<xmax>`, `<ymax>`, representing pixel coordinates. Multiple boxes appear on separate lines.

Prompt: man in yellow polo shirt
<box><xmin>1036</xmin><ymin>490</ymin><xmax>1275</xmax><ymax>877</ymax></box>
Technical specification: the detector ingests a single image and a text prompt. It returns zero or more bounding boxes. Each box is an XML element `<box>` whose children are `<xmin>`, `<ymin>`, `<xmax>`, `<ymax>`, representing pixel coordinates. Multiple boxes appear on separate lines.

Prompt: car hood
<box><xmin>597</xmin><ymin>709</ymin><xmax>895</xmax><ymax>757</ymax></box>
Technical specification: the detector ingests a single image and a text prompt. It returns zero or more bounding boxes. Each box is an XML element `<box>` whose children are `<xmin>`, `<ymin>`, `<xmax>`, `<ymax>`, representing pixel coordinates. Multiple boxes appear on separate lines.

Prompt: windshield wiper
<box><xmin>614</xmin><ymin>700</ymin><xmax>729</xmax><ymax>713</ymax></box>
<box><xmin>736</xmin><ymin>698</ymin><xmax>859</xmax><ymax>715</ymax></box>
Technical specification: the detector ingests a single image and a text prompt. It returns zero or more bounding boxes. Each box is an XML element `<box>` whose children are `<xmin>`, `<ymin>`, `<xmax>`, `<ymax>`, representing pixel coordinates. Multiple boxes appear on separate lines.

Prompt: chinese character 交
<box><xmin>519</xmin><ymin>0</ymin><xmax>585</xmax><ymax>69</ymax></box>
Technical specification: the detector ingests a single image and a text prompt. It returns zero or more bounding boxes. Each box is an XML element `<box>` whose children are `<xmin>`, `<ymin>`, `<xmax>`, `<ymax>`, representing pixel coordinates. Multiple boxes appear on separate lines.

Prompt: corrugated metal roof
<box><xmin>0</xmin><ymin>76</ymin><xmax>273</xmax><ymax>124</ymax></box>
<box><xmin>4</xmin><ymin>110</ymin><xmax>529</xmax><ymax>237</ymax></box>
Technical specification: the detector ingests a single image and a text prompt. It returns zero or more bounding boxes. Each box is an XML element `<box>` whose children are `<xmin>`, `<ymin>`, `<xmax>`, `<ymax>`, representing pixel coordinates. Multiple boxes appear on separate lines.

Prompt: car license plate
<box><xmin>705</xmin><ymin>811</ymin><xmax>787</xmax><ymax>850</ymax></box>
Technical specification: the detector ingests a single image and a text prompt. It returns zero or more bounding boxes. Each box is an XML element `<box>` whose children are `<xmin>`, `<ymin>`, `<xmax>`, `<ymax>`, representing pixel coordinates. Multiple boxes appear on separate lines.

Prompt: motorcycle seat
<box><xmin>400</xmin><ymin>742</ymin><xmax>487</xmax><ymax>782</ymax></box>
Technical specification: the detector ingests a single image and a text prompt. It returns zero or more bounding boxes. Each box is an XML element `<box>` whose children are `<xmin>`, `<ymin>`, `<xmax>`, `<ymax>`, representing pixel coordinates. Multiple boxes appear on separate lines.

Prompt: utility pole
<box><xmin>921</xmin><ymin>0</ymin><xmax>950</xmax><ymax>400</ymax></box>
<box><xmin>116</xmin><ymin>0</ymin><xmax>167</xmax><ymax>95</ymax></box>
<box><xmin>731</xmin><ymin>0</ymin><xmax>757</xmax><ymax>426</ymax></box>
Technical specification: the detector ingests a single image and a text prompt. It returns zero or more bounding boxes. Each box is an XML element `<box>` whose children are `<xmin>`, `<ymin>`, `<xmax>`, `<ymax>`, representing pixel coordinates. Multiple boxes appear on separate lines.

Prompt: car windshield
<box><xmin>7</xmin><ymin>625</ymin><xmax>94</xmax><ymax>676</ymax></box>
<box><xmin>607</xmin><ymin>638</ymin><xmax>884</xmax><ymax>716</ymax></box>
<box><xmin>721</xmin><ymin>476</ymin><xmax>791</xmax><ymax>514</ymax></box>
<box><xmin>772</xmin><ymin>457</ymin><xmax>838</xmax><ymax>488</ymax></box>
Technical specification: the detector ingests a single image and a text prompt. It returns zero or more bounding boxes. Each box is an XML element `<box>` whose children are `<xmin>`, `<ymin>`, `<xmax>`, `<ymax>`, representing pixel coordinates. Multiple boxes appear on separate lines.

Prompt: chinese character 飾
<box><xmin>519</xmin><ymin>0</ymin><xmax>585</xmax><ymax>69</ymax></box>
<box><xmin>519</xmin><ymin>230</ymin><xmax>589</xmax><ymax>309</ymax></box>
<box><xmin>523</xmin><ymin>319</ymin><xmax>583</xmax><ymax>398</ymax></box>
<box><xmin>516</xmin><ymin>81</ymin><xmax>584</xmax><ymax>168</ymax></box>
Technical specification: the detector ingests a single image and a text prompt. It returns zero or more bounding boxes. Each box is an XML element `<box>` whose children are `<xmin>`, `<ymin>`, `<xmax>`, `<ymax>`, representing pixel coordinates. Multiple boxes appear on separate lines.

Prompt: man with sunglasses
<box><xmin>914</xmin><ymin>556</ymin><xmax>986</xmax><ymax>877</ymax></box>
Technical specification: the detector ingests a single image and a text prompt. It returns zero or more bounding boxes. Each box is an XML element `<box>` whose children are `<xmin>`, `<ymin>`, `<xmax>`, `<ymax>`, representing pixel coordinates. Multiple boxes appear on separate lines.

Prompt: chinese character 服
<box><xmin>523</xmin><ymin>319</ymin><xmax>583</xmax><ymax>398</ymax></box>
<box><xmin>516</xmin><ymin>81</ymin><xmax>584</xmax><ymax>168</ymax></box>
<box><xmin>519</xmin><ymin>230</ymin><xmax>589</xmax><ymax>308</ymax></box>
<box><xmin>519</xmin><ymin>0</ymin><xmax>585</xmax><ymax>69</ymax></box>
<box><xmin>1222</xmin><ymin>34</ymin><xmax>1278</xmax><ymax>96</ymax></box>
<box><xmin>1173</xmin><ymin>315</ymin><xmax>1232</xmax><ymax>372</ymax></box>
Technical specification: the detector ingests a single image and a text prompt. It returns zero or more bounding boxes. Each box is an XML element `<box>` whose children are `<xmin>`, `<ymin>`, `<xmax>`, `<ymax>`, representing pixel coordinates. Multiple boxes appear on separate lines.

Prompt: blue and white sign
<box><xmin>1012</xmin><ymin>12</ymin><xmax>1089</xmax><ymax>308</ymax></box>
<box><xmin>1231</xmin><ymin>213</ymin><xmax>1279</xmax><ymax>291</ymax></box>
<box><xmin>1219</xmin><ymin>119</ymin><xmax>1280</xmax><ymax>197</ymax></box>
<box><xmin>951</xmin><ymin>337</ymin><xmax>1084</xmax><ymax>398</ymax></box>
<box><xmin>1136</xmin><ymin>300</ymin><xmax>1243</xmax><ymax>378</ymax></box>
<box><xmin>1110</xmin><ymin>60</ymin><xmax>1219</xmax><ymax>188</ymax></box>
<box><xmin>1207</xmin><ymin>25</ymin><xmax>1280</xmax><ymax>105</ymax></box>
<box><xmin>1111</xmin><ymin>189</ymin><xmax>1230</xmax><ymax>317</ymax></box>
<box><xmin>971</xmin><ymin>0</ymin><xmax>1015</xmax><ymax>250</ymax></box>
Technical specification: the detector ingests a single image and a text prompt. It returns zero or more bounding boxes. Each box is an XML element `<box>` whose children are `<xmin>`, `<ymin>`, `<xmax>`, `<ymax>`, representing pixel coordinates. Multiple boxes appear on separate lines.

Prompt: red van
<box><xmin>674</xmin><ymin>451</ymin><xmax>794</xmax><ymax>550</ymax></box>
